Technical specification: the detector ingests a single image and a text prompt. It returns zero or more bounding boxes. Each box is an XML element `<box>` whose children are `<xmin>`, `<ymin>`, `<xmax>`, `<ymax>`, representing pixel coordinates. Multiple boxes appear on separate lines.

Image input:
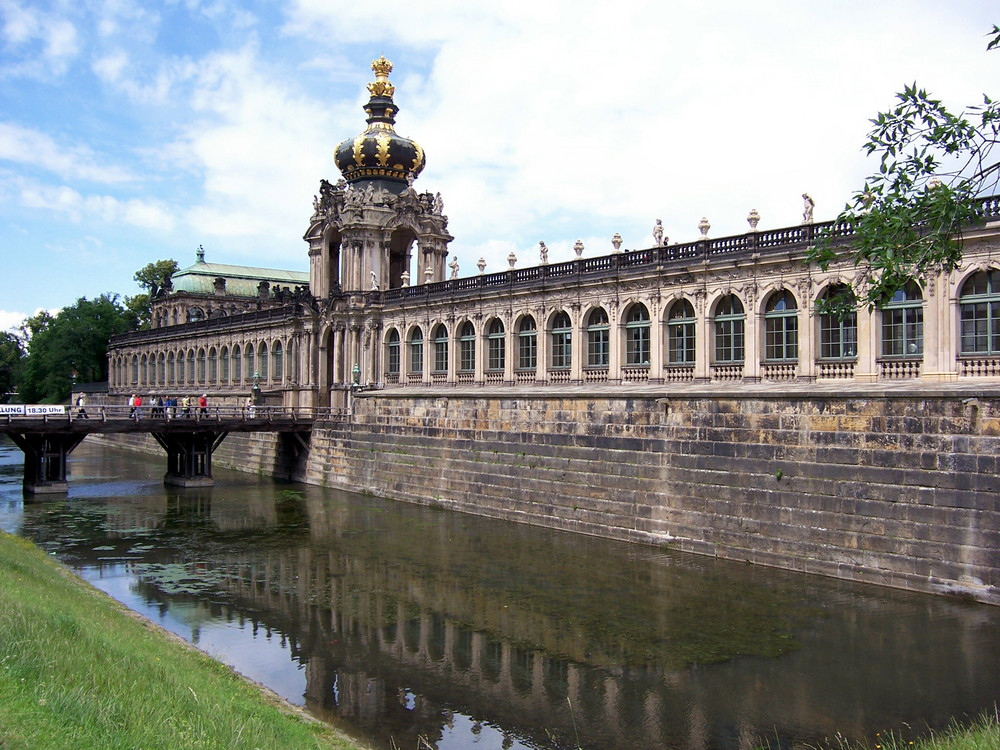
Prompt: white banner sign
<box><xmin>25</xmin><ymin>405</ymin><xmax>66</xmax><ymax>416</ymax></box>
<box><xmin>0</xmin><ymin>405</ymin><xmax>25</xmax><ymax>415</ymax></box>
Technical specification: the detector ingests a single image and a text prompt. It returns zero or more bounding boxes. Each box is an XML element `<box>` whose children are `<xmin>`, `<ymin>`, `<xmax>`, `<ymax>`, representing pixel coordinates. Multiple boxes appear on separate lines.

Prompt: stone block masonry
<box><xmin>305</xmin><ymin>389</ymin><xmax>1000</xmax><ymax>605</ymax></box>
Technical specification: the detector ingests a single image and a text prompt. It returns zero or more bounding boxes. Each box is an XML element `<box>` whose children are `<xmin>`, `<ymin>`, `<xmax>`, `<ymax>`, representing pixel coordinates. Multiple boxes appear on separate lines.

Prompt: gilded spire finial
<box><xmin>367</xmin><ymin>55</ymin><xmax>395</xmax><ymax>98</ymax></box>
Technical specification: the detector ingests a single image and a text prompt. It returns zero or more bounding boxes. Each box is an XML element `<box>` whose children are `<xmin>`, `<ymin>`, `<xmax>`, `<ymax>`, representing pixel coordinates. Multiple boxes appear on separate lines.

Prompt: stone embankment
<box><xmin>101</xmin><ymin>382</ymin><xmax>1000</xmax><ymax>605</ymax></box>
<box><xmin>307</xmin><ymin>383</ymin><xmax>1000</xmax><ymax>605</ymax></box>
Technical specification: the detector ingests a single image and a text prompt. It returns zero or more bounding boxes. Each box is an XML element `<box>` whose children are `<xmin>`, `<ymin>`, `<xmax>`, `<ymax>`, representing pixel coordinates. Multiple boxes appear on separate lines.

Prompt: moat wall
<box><xmin>305</xmin><ymin>390</ymin><xmax>1000</xmax><ymax>605</ymax></box>
<box><xmin>96</xmin><ymin>390</ymin><xmax>1000</xmax><ymax>605</ymax></box>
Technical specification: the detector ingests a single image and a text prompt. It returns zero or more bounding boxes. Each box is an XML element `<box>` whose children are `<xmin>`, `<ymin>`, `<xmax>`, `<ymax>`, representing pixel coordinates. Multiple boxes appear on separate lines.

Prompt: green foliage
<box><xmin>17</xmin><ymin>294</ymin><xmax>139</xmax><ymax>403</ymax></box>
<box><xmin>810</xmin><ymin>25</ymin><xmax>1000</xmax><ymax>311</ymax></box>
<box><xmin>133</xmin><ymin>259</ymin><xmax>179</xmax><ymax>298</ymax></box>
<box><xmin>0</xmin><ymin>332</ymin><xmax>23</xmax><ymax>402</ymax></box>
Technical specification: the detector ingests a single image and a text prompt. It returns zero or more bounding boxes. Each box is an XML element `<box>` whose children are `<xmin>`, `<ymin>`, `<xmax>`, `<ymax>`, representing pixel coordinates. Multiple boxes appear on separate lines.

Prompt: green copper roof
<box><xmin>170</xmin><ymin>254</ymin><xmax>309</xmax><ymax>297</ymax></box>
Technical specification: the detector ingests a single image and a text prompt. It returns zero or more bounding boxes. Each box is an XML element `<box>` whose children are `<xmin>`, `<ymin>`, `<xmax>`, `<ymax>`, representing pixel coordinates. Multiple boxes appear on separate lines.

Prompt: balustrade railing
<box><xmin>879</xmin><ymin>359</ymin><xmax>922</xmax><ymax>379</ymax></box>
<box><xmin>762</xmin><ymin>362</ymin><xmax>798</xmax><ymax>381</ymax></box>
<box><xmin>817</xmin><ymin>361</ymin><xmax>856</xmax><ymax>380</ymax></box>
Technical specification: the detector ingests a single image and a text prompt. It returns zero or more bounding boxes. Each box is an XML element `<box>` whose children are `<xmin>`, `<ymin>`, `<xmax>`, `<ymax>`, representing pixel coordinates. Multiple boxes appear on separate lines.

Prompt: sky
<box><xmin>1</xmin><ymin>0</ymin><xmax>997</xmax><ymax>333</ymax></box>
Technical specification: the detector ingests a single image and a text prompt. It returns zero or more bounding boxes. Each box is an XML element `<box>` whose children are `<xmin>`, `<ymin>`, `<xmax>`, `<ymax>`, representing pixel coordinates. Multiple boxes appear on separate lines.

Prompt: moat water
<box><xmin>1</xmin><ymin>438</ymin><xmax>999</xmax><ymax>750</ymax></box>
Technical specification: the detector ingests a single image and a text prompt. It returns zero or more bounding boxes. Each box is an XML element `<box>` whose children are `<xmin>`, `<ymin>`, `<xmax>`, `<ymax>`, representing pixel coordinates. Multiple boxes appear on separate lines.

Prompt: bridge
<box><xmin>0</xmin><ymin>404</ymin><xmax>335</xmax><ymax>494</ymax></box>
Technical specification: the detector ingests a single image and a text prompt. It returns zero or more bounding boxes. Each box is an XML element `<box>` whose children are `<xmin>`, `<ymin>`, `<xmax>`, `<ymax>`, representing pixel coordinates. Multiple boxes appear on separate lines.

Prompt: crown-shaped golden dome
<box><xmin>334</xmin><ymin>57</ymin><xmax>425</xmax><ymax>190</ymax></box>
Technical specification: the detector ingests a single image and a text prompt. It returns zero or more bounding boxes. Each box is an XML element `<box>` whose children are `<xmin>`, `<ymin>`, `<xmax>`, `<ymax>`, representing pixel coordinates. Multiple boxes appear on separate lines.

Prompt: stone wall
<box><xmin>305</xmin><ymin>389</ymin><xmax>1000</xmax><ymax>605</ymax></box>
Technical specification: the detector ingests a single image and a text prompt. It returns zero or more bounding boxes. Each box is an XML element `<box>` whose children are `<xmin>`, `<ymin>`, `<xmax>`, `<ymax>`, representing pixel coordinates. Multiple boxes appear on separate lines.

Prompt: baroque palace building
<box><xmin>108</xmin><ymin>57</ymin><xmax>1000</xmax><ymax>408</ymax></box>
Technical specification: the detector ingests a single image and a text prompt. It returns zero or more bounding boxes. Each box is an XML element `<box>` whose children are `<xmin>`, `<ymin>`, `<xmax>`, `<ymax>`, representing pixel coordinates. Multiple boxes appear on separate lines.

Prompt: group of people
<box><xmin>126</xmin><ymin>393</ymin><xmax>208</xmax><ymax>420</ymax></box>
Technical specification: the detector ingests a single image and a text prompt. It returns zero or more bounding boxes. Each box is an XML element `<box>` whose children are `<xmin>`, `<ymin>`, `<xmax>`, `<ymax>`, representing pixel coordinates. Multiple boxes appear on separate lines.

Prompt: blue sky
<box><xmin>1</xmin><ymin>0</ymin><xmax>996</xmax><ymax>332</ymax></box>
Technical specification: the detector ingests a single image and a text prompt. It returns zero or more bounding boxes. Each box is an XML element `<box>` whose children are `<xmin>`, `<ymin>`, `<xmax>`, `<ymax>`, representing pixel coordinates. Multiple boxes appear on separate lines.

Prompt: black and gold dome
<box><xmin>334</xmin><ymin>56</ymin><xmax>425</xmax><ymax>191</ymax></box>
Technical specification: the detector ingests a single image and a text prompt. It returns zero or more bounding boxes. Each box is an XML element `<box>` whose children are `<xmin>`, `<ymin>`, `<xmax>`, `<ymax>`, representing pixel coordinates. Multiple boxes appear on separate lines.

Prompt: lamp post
<box><xmin>252</xmin><ymin>371</ymin><xmax>260</xmax><ymax>404</ymax></box>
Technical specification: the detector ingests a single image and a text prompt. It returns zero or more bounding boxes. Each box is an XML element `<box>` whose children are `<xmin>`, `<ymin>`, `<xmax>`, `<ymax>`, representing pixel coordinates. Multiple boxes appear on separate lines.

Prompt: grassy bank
<box><xmin>0</xmin><ymin>531</ymin><xmax>365</xmax><ymax>750</ymax></box>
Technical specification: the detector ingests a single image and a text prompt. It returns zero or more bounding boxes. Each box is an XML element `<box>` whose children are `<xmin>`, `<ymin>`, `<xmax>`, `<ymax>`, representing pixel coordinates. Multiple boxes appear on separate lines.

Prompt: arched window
<box><xmin>487</xmin><ymin>319</ymin><xmax>505</xmax><ymax>371</ymax></box>
<box><xmin>220</xmin><ymin>347</ymin><xmax>229</xmax><ymax>383</ymax></box>
<box><xmin>187</xmin><ymin>350</ymin><xmax>195</xmax><ymax>384</ymax></box>
<box><xmin>518</xmin><ymin>316</ymin><xmax>537</xmax><ymax>371</ymax></box>
<box><xmin>959</xmin><ymin>271</ymin><xmax>998</xmax><ymax>355</ymax></box>
<box><xmin>141</xmin><ymin>354</ymin><xmax>149</xmax><ymax>386</ymax></box>
<box><xmin>713</xmin><ymin>295</ymin><xmax>745</xmax><ymax>364</ymax></box>
<box><xmin>881</xmin><ymin>282</ymin><xmax>924</xmax><ymax>357</ymax></box>
<box><xmin>764</xmin><ymin>290</ymin><xmax>798</xmax><ymax>361</ymax></box>
<box><xmin>187</xmin><ymin>306</ymin><xmax>205</xmax><ymax>323</ymax></box>
<box><xmin>550</xmin><ymin>311</ymin><xmax>571</xmax><ymax>370</ymax></box>
<box><xmin>259</xmin><ymin>343</ymin><xmax>269</xmax><ymax>384</ymax></box>
<box><xmin>458</xmin><ymin>322</ymin><xmax>475</xmax><ymax>372</ymax></box>
<box><xmin>819</xmin><ymin>285</ymin><xmax>858</xmax><ymax>360</ymax></box>
<box><xmin>247</xmin><ymin>344</ymin><xmax>255</xmax><ymax>382</ymax></box>
<box><xmin>433</xmin><ymin>324</ymin><xmax>449</xmax><ymax>373</ymax></box>
<box><xmin>233</xmin><ymin>345</ymin><xmax>242</xmax><ymax>386</ymax></box>
<box><xmin>587</xmin><ymin>308</ymin><xmax>609</xmax><ymax>368</ymax></box>
<box><xmin>667</xmin><ymin>299</ymin><xmax>696</xmax><ymax>365</ymax></box>
<box><xmin>196</xmin><ymin>348</ymin><xmax>206</xmax><ymax>383</ymax></box>
<box><xmin>167</xmin><ymin>352</ymin><xmax>175</xmax><ymax>385</ymax></box>
<box><xmin>158</xmin><ymin>353</ymin><xmax>166</xmax><ymax>385</ymax></box>
<box><xmin>131</xmin><ymin>355</ymin><xmax>138</xmax><ymax>385</ymax></box>
<box><xmin>273</xmin><ymin>341</ymin><xmax>283</xmax><ymax>382</ymax></box>
<box><xmin>409</xmin><ymin>328</ymin><xmax>424</xmax><ymax>374</ymax></box>
<box><xmin>208</xmin><ymin>347</ymin><xmax>218</xmax><ymax>384</ymax></box>
<box><xmin>625</xmin><ymin>304</ymin><xmax>651</xmax><ymax>366</ymax></box>
<box><xmin>387</xmin><ymin>329</ymin><xmax>401</xmax><ymax>375</ymax></box>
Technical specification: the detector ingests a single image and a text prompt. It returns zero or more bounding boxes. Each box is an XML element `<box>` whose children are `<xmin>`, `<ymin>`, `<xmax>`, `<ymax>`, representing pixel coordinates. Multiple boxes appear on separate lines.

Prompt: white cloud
<box><xmin>17</xmin><ymin>180</ymin><xmax>175</xmax><ymax>229</ymax></box>
<box><xmin>0</xmin><ymin>309</ymin><xmax>28</xmax><ymax>333</ymax></box>
<box><xmin>0</xmin><ymin>123</ymin><xmax>135</xmax><ymax>183</ymax></box>
<box><xmin>0</xmin><ymin>0</ymin><xmax>79</xmax><ymax>76</ymax></box>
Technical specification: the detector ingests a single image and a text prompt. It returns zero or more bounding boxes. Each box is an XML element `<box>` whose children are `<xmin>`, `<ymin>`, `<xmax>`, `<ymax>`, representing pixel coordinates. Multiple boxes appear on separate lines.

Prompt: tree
<box><xmin>0</xmin><ymin>332</ymin><xmax>23</xmax><ymax>402</ymax></box>
<box><xmin>17</xmin><ymin>294</ymin><xmax>139</xmax><ymax>403</ymax></box>
<box><xmin>810</xmin><ymin>25</ymin><xmax>1000</xmax><ymax>312</ymax></box>
<box><xmin>134</xmin><ymin>259</ymin><xmax>179</xmax><ymax>298</ymax></box>
<box><xmin>130</xmin><ymin>259</ymin><xmax>178</xmax><ymax>330</ymax></box>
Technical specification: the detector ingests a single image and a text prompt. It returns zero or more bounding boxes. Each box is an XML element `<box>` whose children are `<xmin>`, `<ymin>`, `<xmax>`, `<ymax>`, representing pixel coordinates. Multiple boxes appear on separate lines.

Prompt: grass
<box><xmin>755</xmin><ymin>709</ymin><xmax>1000</xmax><ymax>750</ymax></box>
<box><xmin>0</xmin><ymin>531</ymin><xmax>366</xmax><ymax>750</ymax></box>
<box><xmin>855</xmin><ymin>712</ymin><xmax>1000</xmax><ymax>750</ymax></box>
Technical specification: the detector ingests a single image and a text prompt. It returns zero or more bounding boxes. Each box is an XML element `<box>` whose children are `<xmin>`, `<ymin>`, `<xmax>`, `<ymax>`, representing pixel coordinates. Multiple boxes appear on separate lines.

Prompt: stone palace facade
<box><xmin>108</xmin><ymin>58</ymin><xmax>1000</xmax><ymax>408</ymax></box>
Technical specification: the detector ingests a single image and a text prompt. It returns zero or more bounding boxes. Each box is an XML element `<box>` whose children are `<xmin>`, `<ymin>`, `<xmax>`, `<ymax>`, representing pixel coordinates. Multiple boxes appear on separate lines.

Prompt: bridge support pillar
<box><xmin>8</xmin><ymin>433</ymin><xmax>86</xmax><ymax>495</ymax></box>
<box><xmin>152</xmin><ymin>431</ymin><xmax>228</xmax><ymax>487</ymax></box>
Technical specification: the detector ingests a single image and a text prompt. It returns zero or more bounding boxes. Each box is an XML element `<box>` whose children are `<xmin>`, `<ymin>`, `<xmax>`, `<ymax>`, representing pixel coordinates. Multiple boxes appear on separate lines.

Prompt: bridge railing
<box><xmin>1</xmin><ymin>404</ymin><xmax>346</xmax><ymax>425</ymax></box>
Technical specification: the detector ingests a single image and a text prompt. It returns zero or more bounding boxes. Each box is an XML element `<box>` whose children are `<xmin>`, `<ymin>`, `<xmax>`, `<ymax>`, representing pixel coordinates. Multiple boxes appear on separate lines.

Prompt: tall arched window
<box><xmin>197</xmin><ymin>348</ymin><xmax>207</xmax><ymax>383</ymax></box>
<box><xmin>246</xmin><ymin>344</ymin><xmax>255</xmax><ymax>382</ymax></box>
<box><xmin>167</xmin><ymin>352</ymin><xmax>175</xmax><ymax>385</ymax></box>
<box><xmin>233</xmin><ymin>345</ymin><xmax>242</xmax><ymax>386</ymax></box>
<box><xmin>713</xmin><ymin>295</ymin><xmax>745</xmax><ymax>364</ymax></box>
<box><xmin>819</xmin><ymin>285</ymin><xmax>858</xmax><ymax>360</ymax></box>
<box><xmin>518</xmin><ymin>316</ymin><xmax>537</xmax><ymax>371</ymax></box>
<box><xmin>259</xmin><ymin>343</ymin><xmax>269</xmax><ymax>384</ymax></box>
<box><xmin>220</xmin><ymin>346</ymin><xmax>229</xmax><ymax>383</ymax></box>
<box><xmin>131</xmin><ymin>355</ymin><xmax>139</xmax><ymax>385</ymax></box>
<box><xmin>882</xmin><ymin>282</ymin><xmax>923</xmax><ymax>357</ymax></box>
<box><xmin>409</xmin><ymin>328</ymin><xmax>424</xmax><ymax>375</ymax></box>
<box><xmin>764</xmin><ymin>289</ymin><xmax>798</xmax><ymax>361</ymax></box>
<box><xmin>273</xmin><ymin>341</ymin><xmax>283</xmax><ymax>382</ymax></box>
<box><xmin>433</xmin><ymin>324</ymin><xmax>449</xmax><ymax>373</ymax></box>
<box><xmin>208</xmin><ymin>347</ymin><xmax>218</xmax><ymax>384</ymax></box>
<box><xmin>550</xmin><ymin>312</ymin><xmax>572</xmax><ymax>370</ymax></box>
<box><xmin>959</xmin><ymin>271</ymin><xmax>998</xmax><ymax>355</ymax></box>
<box><xmin>487</xmin><ymin>319</ymin><xmax>505</xmax><ymax>371</ymax></box>
<box><xmin>625</xmin><ymin>304</ymin><xmax>651</xmax><ymax>366</ymax></box>
<box><xmin>187</xmin><ymin>350</ymin><xmax>196</xmax><ymax>384</ymax></box>
<box><xmin>458</xmin><ymin>322</ymin><xmax>475</xmax><ymax>372</ymax></box>
<box><xmin>667</xmin><ymin>299</ymin><xmax>696</xmax><ymax>365</ymax></box>
<box><xmin>387</xmin><ymin>329</ymin><xmax>400</xmax><ymax>375</ymax></box>
<box><xmin>586</xmin><ymin>308</ymin><xmax>609</xmax><ymax>368</ymax></box>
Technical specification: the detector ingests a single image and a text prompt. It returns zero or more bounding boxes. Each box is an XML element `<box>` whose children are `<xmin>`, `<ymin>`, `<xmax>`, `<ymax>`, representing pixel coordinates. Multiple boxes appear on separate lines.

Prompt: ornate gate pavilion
<box><xmin>108</xmin><ymin>57</ymin><xmax>1000</xmax><ymax>408</ymax></box>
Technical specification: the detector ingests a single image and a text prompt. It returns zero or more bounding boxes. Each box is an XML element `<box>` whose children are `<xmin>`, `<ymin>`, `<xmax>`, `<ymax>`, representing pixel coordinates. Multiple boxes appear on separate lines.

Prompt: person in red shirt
<box><xmin>199</xmin><ymin>393</ymin><xmax>208</xmax><ymax>417</ymax></box>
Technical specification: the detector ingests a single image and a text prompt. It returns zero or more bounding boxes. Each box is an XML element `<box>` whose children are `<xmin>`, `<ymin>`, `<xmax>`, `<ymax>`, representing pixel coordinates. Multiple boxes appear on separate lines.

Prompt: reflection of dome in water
<box><xmin>334</xmin><ymin>56</ymin><xmax>425</xmax><ymax>190</ymax></box>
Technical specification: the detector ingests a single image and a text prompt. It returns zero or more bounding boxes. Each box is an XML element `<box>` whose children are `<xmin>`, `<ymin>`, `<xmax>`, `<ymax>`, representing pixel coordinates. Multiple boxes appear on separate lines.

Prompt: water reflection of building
<box><xmin>67</xmin><ymin>487</ymin><xmax>994</xmax><ymax>750</ymax></box>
